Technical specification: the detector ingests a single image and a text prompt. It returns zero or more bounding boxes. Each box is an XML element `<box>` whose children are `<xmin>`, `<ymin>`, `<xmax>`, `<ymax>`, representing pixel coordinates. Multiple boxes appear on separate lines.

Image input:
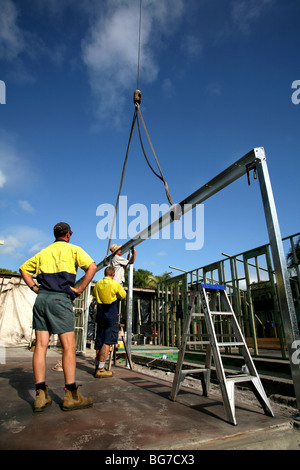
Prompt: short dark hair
<box><xmin>105</xmin><ymin>266</ymin><xmax>115</xmax><ymax>277</ymax></box>
<box><xmin>53</xmin><ymin>222</ymin><xmax>72</xmax><ymax>239</ymax></box>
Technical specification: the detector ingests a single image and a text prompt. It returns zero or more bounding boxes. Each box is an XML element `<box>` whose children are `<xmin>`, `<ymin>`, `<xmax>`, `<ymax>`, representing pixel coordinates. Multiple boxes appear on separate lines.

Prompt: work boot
<box><xmin>94</xmin><ymin>368</ymin><xmax>113</xmax><ymax>378</ymax></box>
<box><xmin>34</xmin><ymin>386</ymin><xmax>52</xmax><ymax>412</ymax></box>
<box><xmin>62</xmin><ymin>386</ymin><xmax>93</xmax><ymax>411</ymax></box>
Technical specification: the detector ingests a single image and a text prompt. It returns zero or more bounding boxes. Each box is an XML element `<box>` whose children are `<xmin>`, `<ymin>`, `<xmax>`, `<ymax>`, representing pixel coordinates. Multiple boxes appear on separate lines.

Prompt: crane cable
<box><xmin>136</xmin><ymin>105</ymin><xmax>173</xmax><ymax>206</ymax></box>
<box><xmin>105</xmin><ymin>0</ymin><xmax>173</xmax><ymax>257</ymax></box>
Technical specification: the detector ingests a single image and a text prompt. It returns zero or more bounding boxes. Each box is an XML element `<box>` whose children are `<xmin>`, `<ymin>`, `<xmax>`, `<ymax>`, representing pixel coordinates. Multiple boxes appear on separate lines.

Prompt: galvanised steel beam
<box><xmin>96</xmin><ymin>148</ymin><xmax>262</xmax><ymax>271</ymax></box>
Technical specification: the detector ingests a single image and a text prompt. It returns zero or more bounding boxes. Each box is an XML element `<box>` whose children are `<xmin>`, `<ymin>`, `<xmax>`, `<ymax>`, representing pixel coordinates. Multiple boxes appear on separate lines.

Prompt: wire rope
<box><xmin>105</xmin><ymin>0</ymin><xmax>173</xmax><ymax>258</ymax></box>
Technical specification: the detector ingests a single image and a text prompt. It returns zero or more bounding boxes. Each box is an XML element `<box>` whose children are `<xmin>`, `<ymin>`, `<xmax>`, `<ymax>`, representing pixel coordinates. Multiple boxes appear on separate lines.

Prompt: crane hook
<box><xmin>134</xmin><ymin>89</ymin><xmax>142</xmax><ymax>107</ymax></box>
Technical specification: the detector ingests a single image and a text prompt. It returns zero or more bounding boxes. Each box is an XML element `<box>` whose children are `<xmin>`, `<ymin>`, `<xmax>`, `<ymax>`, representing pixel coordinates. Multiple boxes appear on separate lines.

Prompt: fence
<box><xmin>154</xmin><ymin>232</ymin><xmax>300</xmax><ymax>359</ymax></box>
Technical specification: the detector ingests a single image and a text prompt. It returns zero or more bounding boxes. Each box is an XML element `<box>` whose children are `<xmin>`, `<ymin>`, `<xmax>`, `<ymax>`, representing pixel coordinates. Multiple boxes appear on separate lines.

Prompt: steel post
<box><xmin>255</xmin><ymin>147</ymin><xmax>300</xmax><ymax>412</ymax></box>
<box><xmin>126</xmin><ymin>261</ymin><xmax>133</xmax><ymax>367</ymax></box>
<box><xmin>82</xmin><ymin>282</ymin><xmax>91</xmax><ymax>354</ymax></box>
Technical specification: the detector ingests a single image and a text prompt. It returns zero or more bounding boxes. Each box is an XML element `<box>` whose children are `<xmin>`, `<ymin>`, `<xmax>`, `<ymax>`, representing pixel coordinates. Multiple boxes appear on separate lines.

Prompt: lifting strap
<box><xmin>106</xmin><ymin>92</ymin><xmax>174</xmax><ymax>257</ymax></box>
<box><xmin>105</xmin><ymin>0</ymin><xmax>174</xmax><ymax>257</ymax></box>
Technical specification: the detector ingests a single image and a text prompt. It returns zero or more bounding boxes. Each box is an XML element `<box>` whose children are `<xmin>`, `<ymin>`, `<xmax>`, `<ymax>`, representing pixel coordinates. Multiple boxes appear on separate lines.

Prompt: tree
<box><xmin>0</xmin><ymin>268</ymin><xmax>18</xmax><ymax>275</ymax></box>
<box><xmin>287</xmin><ymin>236</ymin><xmax>300</xmax><ymax>273</ymax></box>
<box><xmin>133</xmin><ymin>269</ymin><xmax>154</xmax><ymax>288</ymax></box>
<box><xmin>124</xmin><ymin>268</ymin><xmax>172</xmax><ymax>288</ymax></box>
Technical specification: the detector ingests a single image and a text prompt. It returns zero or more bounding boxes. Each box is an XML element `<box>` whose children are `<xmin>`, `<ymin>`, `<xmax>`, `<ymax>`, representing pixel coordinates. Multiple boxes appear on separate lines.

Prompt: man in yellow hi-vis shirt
<box><xmin>93</xmin><ymin>266</ymin><xmax>126</xmax><ymax>378</ymax></box>
<box><xmin>20</xmin><ymin>222</ymin><xmax>97</xmax><ymax>412</ymax></box>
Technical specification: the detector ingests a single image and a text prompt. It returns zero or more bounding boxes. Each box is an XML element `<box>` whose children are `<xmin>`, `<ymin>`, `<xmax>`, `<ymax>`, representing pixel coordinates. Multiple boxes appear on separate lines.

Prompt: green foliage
<box><xmin>0</xmin><ymin>267</ymin><xmax>19</xmax><ymax>275</ymax></box>
<box><xmin>124</xmin><ymin>268</ymin><xmax>171</xmax><ymax>288</ymax></box>
<box><xmin>287</xmin><ymin>236</ymin><xmax>300</xmax><ymax>271</ymax></box>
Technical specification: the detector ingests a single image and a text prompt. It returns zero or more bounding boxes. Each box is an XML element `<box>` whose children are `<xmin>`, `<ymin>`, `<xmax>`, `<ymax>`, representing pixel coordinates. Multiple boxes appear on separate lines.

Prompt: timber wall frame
<box><xmin>77</xmin><ymin>147</ymin><xmax>300</xmax><ymax>412</ymax></box>
<box><xmin>155</xmin><ymin>231</ymin><xmax>300</xmax><ymax>357</ymax></box>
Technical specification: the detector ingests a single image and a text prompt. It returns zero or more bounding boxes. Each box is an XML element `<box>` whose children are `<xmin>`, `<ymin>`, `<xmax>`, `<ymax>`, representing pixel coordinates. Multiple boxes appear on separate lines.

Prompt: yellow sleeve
<box><xmin>74</xmin><ymin>246</ymin><xmax>95</xmax><ymax>271</ymax></box>
<box><xmin>19</xmin><ymin>254</ymin><xmax>38</xmax><ymax>275</ymax></box>
<box><xmin>116</xmin><ymin>283</ymin><xmax>126</xmax><ymax>300</ymax></box>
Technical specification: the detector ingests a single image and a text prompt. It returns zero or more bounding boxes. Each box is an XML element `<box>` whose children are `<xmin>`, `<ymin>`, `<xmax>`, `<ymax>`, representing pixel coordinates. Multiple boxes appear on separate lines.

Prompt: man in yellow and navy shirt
<box><xmin>20</xmin><ymin>222</ymin><xmax>97</xmax><ymax>412</ymax></box>
<box><xmin>93</xmin><ymin>265</ymin><xmax>126</xmax><ymax>378</ymax></box>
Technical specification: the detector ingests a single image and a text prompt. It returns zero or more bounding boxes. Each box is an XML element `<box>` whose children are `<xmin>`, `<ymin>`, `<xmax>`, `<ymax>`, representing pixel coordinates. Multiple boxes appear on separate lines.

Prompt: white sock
<box><xmin>98</xmin><ymin>362</ymin><xmax>105</xmax><ymax>369</ymax></box>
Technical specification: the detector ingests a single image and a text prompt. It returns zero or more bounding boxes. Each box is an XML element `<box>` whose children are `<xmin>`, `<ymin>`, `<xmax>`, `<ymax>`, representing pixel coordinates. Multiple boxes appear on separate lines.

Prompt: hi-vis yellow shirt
<box><xmin>93</xmin><ymin>277</ymin><xmax>126</xmax><ymax>305</ymax></box>
<box><xmin>19</xmin><ymin>240</ymin><xmax>94</xmax><ymax>298</ymax></box>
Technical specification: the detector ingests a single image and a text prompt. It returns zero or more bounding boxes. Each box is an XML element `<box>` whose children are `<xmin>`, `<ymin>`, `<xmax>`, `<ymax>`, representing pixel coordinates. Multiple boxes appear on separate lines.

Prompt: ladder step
<box><xmin>210</xmin><ymin>311</ymin><xmax>233</xmax><ymax>316</ymax></box>
<box><xmin>191</xmin><ymin>311</ymin><xmax>233</xmax><ymax>316</ymax></box>
<box><xmin>180</xmin><ymin>368</ymin><xmax>208</xmax><ymax>375</ymax></box>
<box><xmin>186</xmin><ymin>341</ymin><xmax>211</xmax><ymax>345</ymax></box>
<box><xmin>201</xmin><ymin>283</ymin><xmax>225</xmax><ymax>290</ymax></box>
<box><xmin>217</xmin><ymin>342</ymin><xmax>244</xmax><ymax>347</ymax></box>
<box><xmin>226</xmin><ymin>375</ymin><xmax>257</xmax><ymax>383</ymax></box>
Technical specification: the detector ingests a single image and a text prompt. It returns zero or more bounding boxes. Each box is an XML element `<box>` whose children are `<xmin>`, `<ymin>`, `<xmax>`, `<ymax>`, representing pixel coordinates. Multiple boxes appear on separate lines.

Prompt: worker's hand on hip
<box><xmin>69</xmin><ymin>286</ymin><xmax>81</xmax><ymax>297</ymax></box>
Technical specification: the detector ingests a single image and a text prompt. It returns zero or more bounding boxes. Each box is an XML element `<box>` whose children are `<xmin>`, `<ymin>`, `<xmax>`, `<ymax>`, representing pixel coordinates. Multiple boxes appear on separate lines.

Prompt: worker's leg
<box><xmin>99</xmin><ymin>343</ymin><xmax>110</xmax><ymax>364</ymax></box>
<box><xmin>33</xmin><ymin>330</ymin><xmax>50</xmax><ymax>384</ymax></box>
<box><xmin>32</xmin><ymin>330</ymin><xmax>52</xmax><ymax>412</ymax></box>
<box><xmin>95</xmin><ymin>347</ymin><xmax>100</xmax><ymax>362</ymax></box>
<box><xmin>59</xmin><ymin>331</ymin><xmax>94</xmax><ymax>411</ymax></box>
<box><xmin>95</xmin><ymin>343</ymin><xmax>109</xmax><ymax>368</ymax></box>
<box><xmin>59</xmin><ymin>331</ymin><xmax>76</xmax><ymax>385</ymax></box>
<box><xmin>94</xmin><ymin>343</ymin><xmax>113</xmax><ymax>378</ymax></box>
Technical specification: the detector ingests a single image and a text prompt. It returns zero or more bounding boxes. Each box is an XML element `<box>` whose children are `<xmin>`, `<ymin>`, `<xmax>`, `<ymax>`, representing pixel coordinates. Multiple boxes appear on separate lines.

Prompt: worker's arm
<box><xmin>19</xmin><ymin>269</ymin><xmax>39</xmax><ymax>294</ymax></box>
<box><xmin>127</xmin><ymin>249</ymin><xmax>136</xmax><ymax>265</ymax></box>
<box><xmin>70</xmin><ymin>262</ymin><xmax>97</xmax><ymax>297</ymax></box>
<box><xmin>116</xmin><ymin>283</ymin><xmax>126</xmax><ymax>300</ymax></box>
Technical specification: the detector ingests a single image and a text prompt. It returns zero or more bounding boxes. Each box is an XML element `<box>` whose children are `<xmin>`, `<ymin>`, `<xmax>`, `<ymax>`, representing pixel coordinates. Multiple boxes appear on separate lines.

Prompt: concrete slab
<box><xmin>0</xmin><ymin>347</ymin><xmax>298</xmax><ymax>451</ymax></box>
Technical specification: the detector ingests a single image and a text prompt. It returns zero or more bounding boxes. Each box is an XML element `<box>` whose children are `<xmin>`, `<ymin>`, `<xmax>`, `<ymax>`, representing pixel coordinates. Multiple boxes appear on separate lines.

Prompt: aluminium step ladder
<box><xmin>107</xmin><ymin>324</ymin><xmax>134</xmax><ymax>370</ymax></box>
<box><xmin>170</xmin><ymin>282</ymin><xmax>274</xmax><ymax>425</ymax></box>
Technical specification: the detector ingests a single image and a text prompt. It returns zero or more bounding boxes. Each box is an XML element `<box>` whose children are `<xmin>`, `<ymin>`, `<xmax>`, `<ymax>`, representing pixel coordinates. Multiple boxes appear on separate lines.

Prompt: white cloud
<box><xmin>161</xmin><ymin>78</ymin><xmax>175</xmax><ymax>98</ymax></box>
<box><xmin>0</xmin><ymin>131</ymin><xmax>39</xmax><ymax>192</ymax></box>
<box><xmin>18</xmin><ymin>200</ymin><xmax>35</xmax><ymax>213</ymax></box>
<box><xmin>206</xmin><ymin>81</ymin><xmax>222</xmax><ymax>97</ymax></box>
<box><xmin>0</xmin><ymin>170</ymin><xmax>6</xmax><ymax>188</ymax></box>
<box><xmin>0</xmin><ymin>235</ymin><xmax>23</xmax><ymax>257</ymax></box>
<box><xmin>0</xmin><ymin>0</ymin><xmax>188</xmax><ymax>122</ymax></box>
<box><xmin>81</xmin><ymin>0</ymin><xmax>184</xmax><ymax>126</ymax></box>
<box><xmin>0</xmin><ymin>226</ymin><xmax>51</xmax><ymax>259</ymax></box>
<box><xmin>0</xmin><ymin>0</ymin><xmax>68</xmax><ymax>82</ymax></box>
<box><xmin>231</xmin><ymin>0</ymin><xmax>273</xmax><ymax>34</ymax></box>
<box><xmin>181</xmin><ymin>35</ymin><xmax>202</xmax><ymax>60</ymax></box>
<box><xmin>157</xmin><ymin>251</ymin><xmax>167</xmax><ymax>257</ymax></box>
<box><xmin>0</xmin><ymin>0</ymin><xmax>25</xmax><ymax>61</ymax></box>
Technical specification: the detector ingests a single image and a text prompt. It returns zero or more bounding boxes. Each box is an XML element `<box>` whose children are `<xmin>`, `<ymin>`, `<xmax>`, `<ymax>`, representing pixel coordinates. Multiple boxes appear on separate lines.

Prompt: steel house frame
<box><xmin>79</xmin><ymin>147</ymin><xmax>300</xmax><ymax>412</ymax></box>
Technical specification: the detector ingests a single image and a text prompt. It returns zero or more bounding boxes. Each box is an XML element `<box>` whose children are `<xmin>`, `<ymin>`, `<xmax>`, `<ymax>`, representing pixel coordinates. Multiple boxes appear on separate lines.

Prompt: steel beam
<box><xmin>96</xmin><ymin>148</ymin><xmax>262</xmax><ymax>270</ymax></box>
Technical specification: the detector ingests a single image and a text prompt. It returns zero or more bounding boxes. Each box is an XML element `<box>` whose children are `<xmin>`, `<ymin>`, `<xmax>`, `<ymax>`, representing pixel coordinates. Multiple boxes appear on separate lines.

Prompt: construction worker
<box><xmin>19</xmin><ymin>222</ymin><xmax>97</xmax><ymax>412</ymax></box>
<box><xmin>110</xmin><ymin>244</ymin><xmax>136</xmax><ymax>285</ymax></box>
<box><xmin>93</xmin><ymin>266</ymin><xmax>126</xmax><ymax>378</ymax></box>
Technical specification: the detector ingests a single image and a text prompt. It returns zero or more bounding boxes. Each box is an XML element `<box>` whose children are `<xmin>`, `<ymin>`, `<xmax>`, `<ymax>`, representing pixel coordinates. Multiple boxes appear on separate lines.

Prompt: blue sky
<box><xmin>0</xmin><ymin>0</ymin><xmax>299</xmax><ymax>282</ymax></box>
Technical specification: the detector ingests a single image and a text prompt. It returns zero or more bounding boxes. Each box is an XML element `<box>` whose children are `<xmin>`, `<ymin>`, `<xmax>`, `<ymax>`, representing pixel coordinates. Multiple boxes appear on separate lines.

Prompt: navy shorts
<box><xmin>95</xmin><ymin>301</ymin><xmax>119</xmax><ymax>347</ymax></box>
<box><xmin>33</xmin><ymin>290</ymin><xmax>74</xmax><ymax>335</ymax></box>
